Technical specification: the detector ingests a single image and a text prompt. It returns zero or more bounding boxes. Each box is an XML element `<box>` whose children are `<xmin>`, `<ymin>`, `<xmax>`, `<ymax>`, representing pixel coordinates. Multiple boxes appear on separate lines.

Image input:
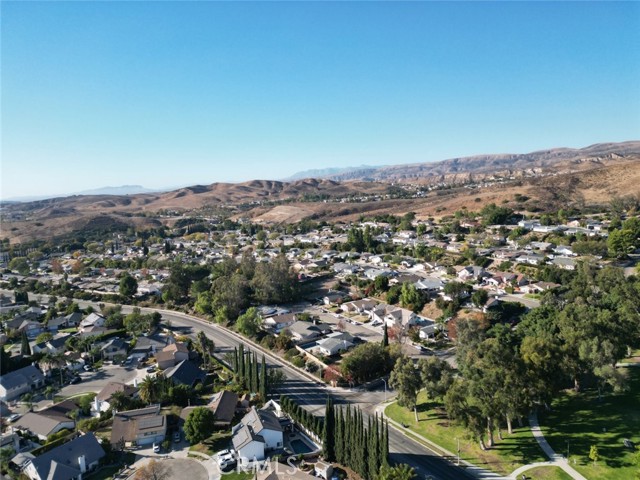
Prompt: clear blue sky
<box><xmin>2</xmin><ymin>1</ymin><xmax>639</xmax><ymax>199</ymax></box>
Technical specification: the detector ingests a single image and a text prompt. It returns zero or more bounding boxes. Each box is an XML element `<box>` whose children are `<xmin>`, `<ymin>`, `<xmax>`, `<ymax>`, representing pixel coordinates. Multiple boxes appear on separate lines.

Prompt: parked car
<box><xmin>147</xmin><ymin>366</ymin><xmax>156</xmax><ymax>373</ymax></box>
<box><xmin>153</xmin><ymin>443</ymin><xmax>160</xmax><ymax>453</ymax></box>
<box><xmin>173</xmin><ymin>431</ymin><xmax>181</xmax><ymax>442</ymax></box>
<box><xmin>8</xmin><ymin>413</ymin><xmax>21</xmax><ymax>423</ymax></box>
<box><xmin>70</xmin><ymin>376</ymin><xmax>82</xmax><ymax>384</ymax></box>
<box><xmin>83</xmin><ymin>365</ymin><xmax>92</xmax><ymax>372</ymax></box>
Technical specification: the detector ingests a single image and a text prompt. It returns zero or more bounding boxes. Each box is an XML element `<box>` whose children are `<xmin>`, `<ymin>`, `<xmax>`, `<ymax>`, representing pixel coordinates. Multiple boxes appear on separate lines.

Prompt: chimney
<box><xmin>78</xmin><ymin>455</ymin><xmax>87</xmax><ymax>473</ymax></box>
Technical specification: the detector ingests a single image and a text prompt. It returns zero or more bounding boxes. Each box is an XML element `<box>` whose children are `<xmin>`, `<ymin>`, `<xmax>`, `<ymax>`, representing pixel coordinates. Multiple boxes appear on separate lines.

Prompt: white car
<box><xmin>153</xmin><ymin>443</ymin><xmax>160</xmax><ymax>453</ymax></box>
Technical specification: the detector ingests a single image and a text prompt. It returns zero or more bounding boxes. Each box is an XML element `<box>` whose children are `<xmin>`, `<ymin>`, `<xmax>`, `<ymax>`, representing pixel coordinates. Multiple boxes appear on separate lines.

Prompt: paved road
<box><xmin>9</xmin><ymin>291</ymin><xmax>476</xmax><ymax>480</ymax></box>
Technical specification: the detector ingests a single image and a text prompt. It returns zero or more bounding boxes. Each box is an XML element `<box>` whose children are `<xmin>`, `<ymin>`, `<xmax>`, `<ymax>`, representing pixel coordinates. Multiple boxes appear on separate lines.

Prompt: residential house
<box><xmin>314</xmin><ymin>333</ymin><xmax>354</xmax><ymax>357</ymax></box>
<box><xmin>322</xmin><ymin>292</ymin><xmax>346</xmax><ymax>305</ymax></box>
<box><xmin>130</xmin><ymin>334</ymin><xmax>174</xmax><ymax>358</ymax></box>
<box><xmin>418</xmin><ymin>319</ymin><xmax>439</xmax><ymax>340</ymax></box>
<box><xmin>24</xmin><ymin>433</ymin><xmax>105</xmax><ymax>480</ymax></box>
<box><xmin>457</xmin><ymin>266</ymin><xmax>489</xmax><ymax>282</ymax></box>
<box><xmin>551</xmin><ymin>257</ymin><xmax>577</xmax><ymax>270</ymax></box>
<box><xmin>13</xmin><ymin>401</ymin><xmax>77</xmax><ymax>441</ymax></box>
<box><xmin>380</xmin><ymin>306</ymin><xmax>418</xmax><ymax>331</ymax></box>
<box><xmin>18</xmin><ymin>320</ymin><xmax>45</xmax><ymax>339</ymax></box>
<box><xmin>32</xmin><ymin>334</ymin><xmax>71</xmax><ymax>355</ymax></box>
<box><xmin>232</xmin><ymin>406</ymin><xmax>284</xmax><ymax>461</ymax></box>
<box><xmin>340</xmin><ymin>299</ymin><xmax>377</xmax><ymax>314</ymax></box>
<box><xmin>164</xmin><ymin>360</ymin><xmax>206</xmax><ymax>387</ymax></box>
<box><xmin>515</xmin><ymin>253</ymin><xmax>545</xmax><ymax>266</ymax></box>
<box><xmin>263</xmin><ymin>313</ymin><xmax>297</xmax><ymax>333</ymax></box>
<box><xmin>0</xmin><ymin>365</ymin><xmax>46</xmax><ymax>402</ymax></box>
<box><xmin>46</xmin><ymin>312</ymin><xmax>82</xmax><ymax>332</ymax></box>
<box><xmin>155</xmin><ymin>342</ymin><xmax>189</xmax><ymax>370</ymax></box>
<box><xmin>414</xmin><ymin>277</ymin><xmax>444</xmax><ymax>296</ymax></box>
<box><xmin>111</xmin><ymin>405</ymin><xmax>166</xmax><ymax>448</ymax></box>
<box><xmin>93</xmin><ymin>382</ymin><xmax>139</xmax><ymax>414</ymax></box>
<box><xmin>287</xmin><ymin>321</ymin><xmax>331</xmax><ymax>343</ymax></box>
<box><xmin>78</xmin><ymin>313</ymin><xmax>106</xmax><ymax>333</ymax></box>
<box><xmin>207</xmin><ymin>390</ymin><xmax>239</xmax><ymax>426</ymax></box>
<box><xmin>100</xmin><ymin>338</ymin><xmax>129</xmax><ymax>361</ymax></box>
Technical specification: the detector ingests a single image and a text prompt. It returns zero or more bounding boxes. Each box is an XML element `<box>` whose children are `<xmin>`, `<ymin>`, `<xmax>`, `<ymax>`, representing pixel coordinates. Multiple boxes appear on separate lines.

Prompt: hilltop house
<box><xmin>13</xmin><ymin>401</ymin><xmax>77</xmax><ymax>440</ymax></box>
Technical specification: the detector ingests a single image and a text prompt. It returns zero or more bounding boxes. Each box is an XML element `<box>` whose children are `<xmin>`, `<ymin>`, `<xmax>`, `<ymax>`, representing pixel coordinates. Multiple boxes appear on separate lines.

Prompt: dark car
<box><xmin>70</xmin><ymin>376</ymin><xmax>82</xmax><ymax>384</ymax></box>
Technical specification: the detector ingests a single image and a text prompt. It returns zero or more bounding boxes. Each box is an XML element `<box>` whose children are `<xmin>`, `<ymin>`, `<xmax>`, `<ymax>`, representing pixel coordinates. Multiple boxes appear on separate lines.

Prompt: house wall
<box><xmin>260</xmin><ymin>429</ymin><xmax>283</xmax><ymax>451</ymax></box>
<box><xmin>238</xmin><ymin>441</ymin><xmax>265</xmax><ymax>462</ymax></box>
<box><xmin>0</xmin><ymin>383</ymin><xmax>29</xmax><ymax>402</ymax></box>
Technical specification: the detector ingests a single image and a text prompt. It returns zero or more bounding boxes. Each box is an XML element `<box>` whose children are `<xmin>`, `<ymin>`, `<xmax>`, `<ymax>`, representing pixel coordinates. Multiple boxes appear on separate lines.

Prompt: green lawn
<box><xmin>220</xmin><ymin>472</ymin><xmax>252</xmax><ymax>480</ymax></box>
<box><xmin>189</xmin><ymin>431</ymin><xmax>233</xmax><ymax>456</ymax></box>
<box><xmin>385</xmin><ymin>391</ymin><xmax>546</xmax><ymax>476</ymax></box>
<box><xmin>539</xmin><ymin>368</ymin><xmax>640</xmax><ymax>480</ymax></box>
<box><xmin>522</xmin><ymin>466</ymin><xmax>573</xmax><ymax>480</ymax></box>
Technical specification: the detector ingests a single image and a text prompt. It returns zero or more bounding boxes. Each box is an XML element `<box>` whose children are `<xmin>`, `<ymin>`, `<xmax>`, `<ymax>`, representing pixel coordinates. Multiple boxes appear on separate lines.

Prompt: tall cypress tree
<box><xmin>382</xmin><ymin>322</ymin><xmax>389</xmax><ymax>348</ymax></box>
<box><xmin>335</xmin><ymin>406</ymin><xmax>343</xmax><ymax>464</ymax></box>
<box><xmin>322</xmin><ymin>396</ymin><xmax>335</xmax><ymax>461</ymax></box>
<box><xmin>368</xmin><ymin>416</ymin><xmax>378</xmax><ymax>476</ymax></box>
<box><xmin>21</xmin><ymin>331</ymin><xmax>31</xmax><ymax>356</ymax></box>
<box><xmin>238</xmin><ymin>344</ymin><xmax>245</xmax><ymax>384</ymax></box>
<box><xmin>344</xmin><ymin>406</ymin><xmax>352</xmax><ymax>467</ymax></box>
<box><xmin>233</xmin><ymin>346</ymin><xmax>239</xmax><ymax>374</ymax></box>
<box><xmin>381</xmin><ymin>420</ymin><xmax>389</xmax><ymax>466</ymax></box>
<box><xmin>260</xmin><ymin>355</ymin><xmax>267</xmax><ymax>400</ymax></box>
<box><xmin>251</xmin><ymin>352</ymin><xmax>259</xmax><ymax>393</ymax></box>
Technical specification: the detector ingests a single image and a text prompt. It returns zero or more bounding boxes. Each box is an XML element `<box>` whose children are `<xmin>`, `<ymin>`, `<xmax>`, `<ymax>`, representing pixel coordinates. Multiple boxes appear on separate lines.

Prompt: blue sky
<box><xmin>2</xmin><ymin>1</ymin><xmax>639</xmax><ymax>199</ymax></box>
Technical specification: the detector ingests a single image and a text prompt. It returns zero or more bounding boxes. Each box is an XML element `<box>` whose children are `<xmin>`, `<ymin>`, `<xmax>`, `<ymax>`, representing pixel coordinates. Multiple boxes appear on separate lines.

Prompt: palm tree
<box><xmin>44</xmin><ymin>385</ymin><xmax>56</xmax><ymax>401</ymax></box>
<box><xmin>109</xmin><ymin>390</ymin><xmax>130</xmax><ymax>412</ymax></box>
<box><xmin>139</xmin><ymin>375</ymin><xmax>159</xmax><ymax>404</ymax></box>
<box><xmin>21</xmin><ymin>393</ymin><xmax>34</xmax><ymax>412</ymax></box>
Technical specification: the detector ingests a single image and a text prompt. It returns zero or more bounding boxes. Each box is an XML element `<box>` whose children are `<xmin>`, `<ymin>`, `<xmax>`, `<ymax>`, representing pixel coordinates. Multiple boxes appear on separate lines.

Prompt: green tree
<box><xmin>419</xmin><ymin>356</ymin><xmax>454</xmax><ymax>401</ymax></box>
<box><xmin>382</xmin><ymin>323</ymin><xmax>389</xmax><ymax>348</ymax></box>
<box><xmin>322</xmin><ymin>397</ymin><xmax>335</xmax><ymax>461</ymax></box>
<box><xmin>36</xmin><ymin>332</ymin><xmax>53</xmax><ymax>344</ymax></box>
<box><xmin>471</xmin><ymin>289</ymin><xmax>489</xmax><ymax>309</ymax></box>
<box><xmin>9</xmin><ymin>257</ymin><xmax>30</xmax><ymax>275</ymax></box>
<box><xmin>607</xmin><ymin>229</ymin><xmax>635</xmax><ymax>257</ymax></box>
<box><xmin>119</xmin><ymin>274</ymin><xmax>138</xmax><ymax>297</ymax></box>
<box><xmin>589</xmin><ymin>445</ymin><xmax>599</xmax><ymax>465</ymax></box>
<box><xmin>236</xmin><ymin>307</ymin><xmax>261</xmax><ymax>337</ymax></box>
<box><xmin>184</xmin><ymin>407</ymin><xmax>215</xmax><ymax>444</ymax></box>
<box><xmin>374</xmin><ymin>464</ymin><xmax>415</xmax><ymax>480</ymax></box>
<box><xmin>389</xmin><ymin>357</ymin><xmax>422</xmax><ymax>410</ymax></box>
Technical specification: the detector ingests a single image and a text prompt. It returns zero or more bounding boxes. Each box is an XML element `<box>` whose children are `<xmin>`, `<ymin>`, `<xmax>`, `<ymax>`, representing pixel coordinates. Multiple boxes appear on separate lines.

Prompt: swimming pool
<box><xmin>290</xmin><ymin>439</ymin><xmax>313</xmax><ymax>454</ymax></box>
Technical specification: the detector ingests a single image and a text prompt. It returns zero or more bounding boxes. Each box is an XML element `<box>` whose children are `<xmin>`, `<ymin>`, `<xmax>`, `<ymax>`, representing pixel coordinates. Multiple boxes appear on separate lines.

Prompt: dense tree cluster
<box><xmin>340</xmin><ymin>342</ymin><xmax>402</xmax><ymax>384</ymax></box>
<box><xmin>279</xmin><ymin>395</ymin><xmax>389</xmax><ymax>478</ymax></box>
<box><xmin>232</xmin><ymin>344</ymin><xmax>269</xmax><ymax>399</ymax></box>
<box><xmin>186</xmin><ymin>254</ymin><xmax>298</xmax><ymax>322</ymax></box>
<box><xmin>394</xmin><ymin>263</ymin><xmax>640</xmax><ymax>450</ymax></box>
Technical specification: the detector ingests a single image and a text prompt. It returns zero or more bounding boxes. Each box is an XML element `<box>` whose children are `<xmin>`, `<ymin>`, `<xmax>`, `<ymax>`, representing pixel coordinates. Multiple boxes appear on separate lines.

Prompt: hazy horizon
<box><xmin>2</xmin><ymin>2</ymin><xmax>639</xmax><ymax>199</ymax></box>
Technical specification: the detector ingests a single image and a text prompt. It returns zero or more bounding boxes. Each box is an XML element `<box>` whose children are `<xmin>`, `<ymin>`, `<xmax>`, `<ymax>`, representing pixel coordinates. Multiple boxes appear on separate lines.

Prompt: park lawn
<box><xmin>524</xmin><ymin>466</ymin><xmax>573</xmax><ymax>480</ymax></box>
<box><xmin>385</xmin><ymin>391</ymin><xmax>546</xmax><ymax>476</ymax></box>
<box><xmin>189</xmin><ymin>431</ymin><xmax>233</xmax><ymax>455</ymax></box>
<box><xmin>539</xmin><ymin>368</ymin><xmax>640</xmax><ymax>480</ymax></box>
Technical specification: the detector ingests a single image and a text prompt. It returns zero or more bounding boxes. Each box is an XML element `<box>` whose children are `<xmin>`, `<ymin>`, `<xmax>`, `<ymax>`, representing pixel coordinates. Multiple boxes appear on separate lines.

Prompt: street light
<box><xmin>566</xmin><ymin>440</ymin><xmax>570</xmax><ymax>462</ymax></box>
<box><xmin>456</xmin><ymin>437</ymin><xmax>460</xmax><ymax>466</ymax></box>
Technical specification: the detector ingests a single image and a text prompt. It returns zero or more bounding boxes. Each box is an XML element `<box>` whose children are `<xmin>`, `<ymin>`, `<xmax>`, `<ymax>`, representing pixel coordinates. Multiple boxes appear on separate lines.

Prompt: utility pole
<box><xmin>456</xmin><ymin>437</ymin><xmax>460</xmax><ymax>466</ymax></box>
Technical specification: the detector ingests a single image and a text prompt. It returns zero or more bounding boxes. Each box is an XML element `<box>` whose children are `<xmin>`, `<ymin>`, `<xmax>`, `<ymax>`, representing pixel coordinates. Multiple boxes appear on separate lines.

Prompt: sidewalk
<box><xmin>526</xmin><ymin>412</ymin><xmax>589</xmax><ymax>480</ymax></box>
<box><xmin>375</xmin><ymin>404</ymin><xmax>507</xmax><ymax>479</ymax></box>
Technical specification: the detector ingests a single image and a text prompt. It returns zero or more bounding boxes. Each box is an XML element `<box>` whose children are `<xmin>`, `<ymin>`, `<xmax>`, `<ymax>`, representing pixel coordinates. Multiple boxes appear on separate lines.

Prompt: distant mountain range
<box><xmin>3</xmin><ymin>185</ymin><xmax>167</xmax><ymax>203</ymax></box>
<box><xmin>3</xmin><ymin>141</ymin><xmax>640</xmax><ymax>244</ymax></box>
<box><xmin>287</xmin><ymin>141</ymin><xmax>640</xmax><ymax>182</ymax></box>
<box><xmin>284</xmin><ymin>165</ymin><xmax>381</xmax><ymax>181</ymax></box>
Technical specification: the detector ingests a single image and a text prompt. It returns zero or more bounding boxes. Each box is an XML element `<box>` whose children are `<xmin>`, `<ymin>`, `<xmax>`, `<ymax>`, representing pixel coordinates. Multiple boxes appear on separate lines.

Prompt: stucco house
<box><xmin>0</xmin><ymin>365</ymin><xmax>46</xmax><ymax>402</ymax></box>
<box><xmin>232</xmin><ymin>406</ymin><xmax>283</xmax><ymax>461</ymax></box>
